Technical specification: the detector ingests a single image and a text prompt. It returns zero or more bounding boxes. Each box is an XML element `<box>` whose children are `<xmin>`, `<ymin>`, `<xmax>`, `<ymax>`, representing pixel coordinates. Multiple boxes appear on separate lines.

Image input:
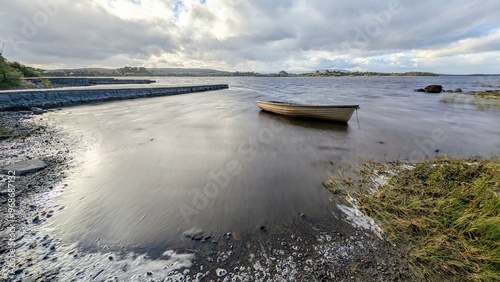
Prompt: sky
<box><xmin>1</xmin><ymin>0</ymin><xmax>499</xmax><ymax>74</ymax></box>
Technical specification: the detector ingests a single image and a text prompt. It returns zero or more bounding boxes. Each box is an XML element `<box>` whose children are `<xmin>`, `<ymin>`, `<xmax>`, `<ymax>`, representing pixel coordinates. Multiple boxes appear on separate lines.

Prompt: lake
<box><xmin>46</xmin><ymin>76</ymin><xmax>500</xmax><ymax>252</ymax></box>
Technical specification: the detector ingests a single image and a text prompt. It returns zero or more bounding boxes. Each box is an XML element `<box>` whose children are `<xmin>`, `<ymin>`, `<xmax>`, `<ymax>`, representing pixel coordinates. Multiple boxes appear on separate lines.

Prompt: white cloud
<box><xmin>416</xmin><ymin>29</ymin><xmax>500</xmax><ymax>58</ymax></box>
<box><xmin>1</xmin><ymin>0</ymin><xmax>499</xmax><ymax>73</ymax></box>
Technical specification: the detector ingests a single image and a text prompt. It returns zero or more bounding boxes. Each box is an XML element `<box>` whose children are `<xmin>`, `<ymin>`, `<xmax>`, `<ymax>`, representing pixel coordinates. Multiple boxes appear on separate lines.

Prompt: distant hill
<box><xmin>148</xmin><ymin>68</ymin><xmax>229</xmax><ymax>75</ymax></box>
<box><xmin>44</xmin><ymin>68</ymin><xmax>115</xmax><ymax>75</ymax></box>
<box><xmin>42</xmin><ymin>67</ymin><xmax>440</xmax><ymax>77</ymax></box>
<box><xmin>43</xmin><ymin>67</ymin><xmax>234</xmax><ymax>76</ymax></box>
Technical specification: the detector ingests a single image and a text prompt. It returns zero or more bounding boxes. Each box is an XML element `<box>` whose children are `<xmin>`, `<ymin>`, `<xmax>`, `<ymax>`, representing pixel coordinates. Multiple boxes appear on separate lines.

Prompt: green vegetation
<box><xmin>117</xmin><ymin>66</ymin><xmax>152</xmax><ymax>76</ymax></box>
<box><xmin>325</xmin><ymin>157</ymin><xmax>500</xmax><ymax>281</ymax></box>
<box><xmin>299</xmin><ymin>70</ymin><xmax>438</xmax><ymax>77</ymax></box>
<box><xmin>469</xmin><ymin>90</ymin><xmax>500</xmax><ymax>100</ymax></box>
<box><xmin>441</xmin><ymin>91</ymin><xmax>500</xmax><ymax>110</ymax></box>
<box><xmin>0</xmin><ymin>54</ymin><xmax>23</xmax><ymax>89</ymax></box>
<box><xmin>39</xmin><ymin>76</ymin><xmax>51</xmax><ymax>87</ymax></box>
<box><xmin>0</xmin><ymin>122</ymin><xmax>14</xmax><ymax>140</ymax></box>
<box><xmin>0</xmin><ymin>53</ymin><xmax>41</xmax><ymax>89</ymax></box>
<box><xmin>43</xmin><ymin>66</ymin><xmax>439</xmax><ymax>77</ymax></box>
<box><xmin>8</xmin><ymin>61</ymin><xmax>40</xmax><ymax>77</ymax></box>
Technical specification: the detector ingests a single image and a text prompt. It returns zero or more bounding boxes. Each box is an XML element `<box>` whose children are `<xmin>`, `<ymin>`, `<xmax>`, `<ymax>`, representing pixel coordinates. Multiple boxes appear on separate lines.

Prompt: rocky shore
<box><xmin>0</xmin><ymin>110</ymin><xmax>77</xmax><ymax>280</ymax></box>
<box><xmin>0</xmin><ymin>110</ymin><xmax>413</xmax><ymax>281</ymax></box>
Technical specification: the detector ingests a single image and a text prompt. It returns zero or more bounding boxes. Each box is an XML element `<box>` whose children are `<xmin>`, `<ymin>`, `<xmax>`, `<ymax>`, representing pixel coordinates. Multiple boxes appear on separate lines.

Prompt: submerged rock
<box><xmin>183</xmin><ymin>228</ymin><xmax>205</xmax><ymax>241</ymax></box>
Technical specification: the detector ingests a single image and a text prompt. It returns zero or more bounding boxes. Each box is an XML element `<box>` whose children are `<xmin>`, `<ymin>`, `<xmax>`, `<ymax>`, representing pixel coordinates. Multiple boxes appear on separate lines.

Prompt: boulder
<box><xmin>182</xmin><ymin>228</ymin><xmax>205</xmax><ymax>241</ymax></box>
<box><xmin>414</xmin><ymin>88</ymin><xmax>426</xmax><ymax>92</ymax></box>
<box><xmin>454</xmin><ymin>88</ymin><xmax>462</xmax><ymax>93</ymax></box>
<box><xmin>0</xmin><ymin>160</ymin><xmax>47</xmax><ymax>176</ymax></box>
<box><xmin>424</xmin><ymin>85</ymin><xmax>443</xmax><ymax>93</ymax></box>
<box><xmin>30</xmin><ymin>107</ymin><xmax>46</xmax><ymax>115</ymax></box>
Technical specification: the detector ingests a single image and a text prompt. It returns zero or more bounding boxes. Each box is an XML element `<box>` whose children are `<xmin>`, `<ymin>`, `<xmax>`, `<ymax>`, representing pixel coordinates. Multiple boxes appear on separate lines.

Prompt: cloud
<box><xmin>1</xmin><ymin>0</ymin><xmax>499</xmax><ymax>73</ymax></box>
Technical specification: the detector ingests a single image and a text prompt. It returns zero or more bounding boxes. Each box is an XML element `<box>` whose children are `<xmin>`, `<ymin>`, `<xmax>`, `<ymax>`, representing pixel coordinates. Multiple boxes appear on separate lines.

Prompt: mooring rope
<box><xmin>355</xmin><ymin>107</ymin><xmax>360</xmax><ymax>129</ymax></box>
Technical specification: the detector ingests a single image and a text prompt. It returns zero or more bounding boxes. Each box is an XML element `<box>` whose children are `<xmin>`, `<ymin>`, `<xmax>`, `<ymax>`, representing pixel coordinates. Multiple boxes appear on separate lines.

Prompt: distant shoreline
<box><xmin>40</xmin><ymin>72</ymin><xmax>500</xmax><ymax>78</ymax></box>
<box><xmin>43</xmin><ymin>69</ymin><xmax>442</xmax><ymax>77</ymax></box>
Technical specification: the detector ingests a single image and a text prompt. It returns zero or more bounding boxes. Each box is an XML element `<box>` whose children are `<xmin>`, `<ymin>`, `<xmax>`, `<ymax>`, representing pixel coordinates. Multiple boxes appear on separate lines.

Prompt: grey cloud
<box><xmin>0</xmin><ymin>0</ymin><xmax>499</xmax><ymax>73</ymax></box>
<box><xmin>1</xmin><ymin>1</ymin><xmax>174</xmax><ymax>62</ymax></box>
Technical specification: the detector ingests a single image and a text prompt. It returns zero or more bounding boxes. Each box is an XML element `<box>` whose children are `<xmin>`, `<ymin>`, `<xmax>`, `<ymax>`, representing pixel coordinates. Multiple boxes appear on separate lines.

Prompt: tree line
<box><xmin>0</xmin><ymin>54</ymin><xmax>41</xmax><ymax>89</ymax></box>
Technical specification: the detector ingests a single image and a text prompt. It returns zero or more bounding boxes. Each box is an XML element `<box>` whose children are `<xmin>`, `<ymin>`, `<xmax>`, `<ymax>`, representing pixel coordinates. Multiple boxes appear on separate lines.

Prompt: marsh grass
<box><xmin>440</xmin><ymin>93</ymin><xmax>468</xmax><ymax>104</ymax></box>
<box><xmin>0</xmin><ymin>122</ymin><xmax>14</xmax><ymax>140</ymax></box>
<box><xmin>441</xmin><ymin>91</ymin><xmax>500</xmax><ymax>110</ymax></box>
<box><xmin>470</xmin><ymin>90</ymin><xmax>500</xmax><ymax>100</ymax></box>
<box><xmin>331</xmin><ymin>157</ymin><xmax>500</xmax><ymax>281</ymax></box>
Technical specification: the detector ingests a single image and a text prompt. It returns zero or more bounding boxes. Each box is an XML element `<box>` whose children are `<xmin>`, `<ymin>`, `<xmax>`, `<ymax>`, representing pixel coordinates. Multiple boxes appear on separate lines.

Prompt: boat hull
<box><xmin>257</xmin><ymin>101</ymin><xmax>359</xmax><ymax>123</ymax></box>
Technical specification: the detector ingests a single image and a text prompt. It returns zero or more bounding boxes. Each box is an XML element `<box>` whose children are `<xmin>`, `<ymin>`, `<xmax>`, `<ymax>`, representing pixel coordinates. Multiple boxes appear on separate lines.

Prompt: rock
<box><xmin>0</xmin><ymin>160</ymin><xmax>47</xmax><ymax>176</ymax></box>
<box><xmin>454</xmin><ymin>88</ymin><xmax>462</xmax><ymax>93</ymax></box>
<box><xmin>424</xmin><ymin>85</ymin><xmax>443</xmax><ymax>93</ymax></box>
<box><xmin>30</xmin><ymin>107</ymin><xmax>46</xmax><ymax>114</ymax></box>
<box><xmin>413</xmin><ymin>88</ymin><xmax>425</xmax><ymax>92</ymax></box>
<box><xmin>216</xmin><ymin>268</ymin><xmax>227</xmax><ymax>277</ymax></box>
<box><xmin>183</xmin><ymin>228</ymin><xmax>204</xmax><ymax>240</ymax></box>
<box><xmin>32</xmin><ymin>215</ymin><xmax>41</xmax><ymax>224</ymax></box>
<box><xmin>445</xmin><ymin>90</ymin><xmax>453</xmax><ymax>93</ymax></box>
<box><xmin>195</xmin><ymin>272</ymin><xmax>205</xmax><ymax>281</ymax></box>
<box><xmin>193</xmin><ymin>235</ymin><xmax>203</xmax><ymax>241</ymax></box>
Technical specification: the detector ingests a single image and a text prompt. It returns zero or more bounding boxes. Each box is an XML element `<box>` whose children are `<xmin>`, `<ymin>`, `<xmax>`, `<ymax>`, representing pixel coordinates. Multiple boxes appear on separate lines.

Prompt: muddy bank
<box><xmin>0</xmin><ymin>110</ymin><xmax>413</xmax><ymax>281</ymax></box>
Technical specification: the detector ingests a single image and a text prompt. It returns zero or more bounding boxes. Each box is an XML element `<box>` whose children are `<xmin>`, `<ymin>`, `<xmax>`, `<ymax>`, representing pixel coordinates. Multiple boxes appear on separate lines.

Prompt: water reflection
<box><xmin>258</xmin><ymin>110</ymin><xmax>351</xmax><ymax>131</ymax></box>
<box><xmin>47</xmin><ymin>76</ymin><xmax>500</xmax><ymax>252</ymax></box>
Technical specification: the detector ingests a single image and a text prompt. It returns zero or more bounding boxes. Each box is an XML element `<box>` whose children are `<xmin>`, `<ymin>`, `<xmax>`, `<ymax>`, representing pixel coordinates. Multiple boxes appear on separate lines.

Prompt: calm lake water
<box><xmin>47</xmin><ymin>76</ymin><xmax>500</xmax><ymax>250</ymax></box>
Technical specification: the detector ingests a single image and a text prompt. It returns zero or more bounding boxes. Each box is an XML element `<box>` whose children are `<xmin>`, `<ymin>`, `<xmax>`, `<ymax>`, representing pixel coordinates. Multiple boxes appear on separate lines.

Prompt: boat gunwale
<box><xmin>257</xmin><ymin>100</ymin><xmax>360</xmax><ymax>109</ymax></box>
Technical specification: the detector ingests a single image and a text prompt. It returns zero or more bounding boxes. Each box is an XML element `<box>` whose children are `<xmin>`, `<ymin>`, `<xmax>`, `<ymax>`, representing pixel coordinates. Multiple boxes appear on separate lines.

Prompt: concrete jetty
<box><xmin>0</xmin><ymin>84</ymin><xmax>229</xmax><ymax>111</ymax></box>
<box><xmin>25</xmin><ymin>77</ymin><xmax>155</xmax><ymax>87</ymax></box>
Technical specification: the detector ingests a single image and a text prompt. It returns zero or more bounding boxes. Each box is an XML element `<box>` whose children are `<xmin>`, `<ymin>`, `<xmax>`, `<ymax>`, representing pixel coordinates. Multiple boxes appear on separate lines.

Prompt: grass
<box><xmin>441</xmin><ymin>91</ymin><xmax>500</xmax><ymax>110</ymax></box>
<box><xmin>0</xmin><ymin>122</ymin><xmax>14</xmax><ymax>140</ymax></box>
<box><xmin>469</xmin><ymin>90</ymin><xmax>500</xmax><ymax>100</ymax></box>
<box><xmin>325</xmin><ymin>157</ymin><xmax>500</xmax><ymax>281</ymax></box>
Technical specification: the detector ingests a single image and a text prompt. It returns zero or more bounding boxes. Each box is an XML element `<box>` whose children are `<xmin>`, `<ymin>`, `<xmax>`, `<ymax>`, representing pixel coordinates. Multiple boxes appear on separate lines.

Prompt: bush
<box><xmin>0</xmin><ymin>55</ymin><xmax>23</xmax><ymax>89</ymax></box>
<box><xmin>8</xmin><ymin>61</ymin><xmax>40</xmax><ymax>77</ymax></box>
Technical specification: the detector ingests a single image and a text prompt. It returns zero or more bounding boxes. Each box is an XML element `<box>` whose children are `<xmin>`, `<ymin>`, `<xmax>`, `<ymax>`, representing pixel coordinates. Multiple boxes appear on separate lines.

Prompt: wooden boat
<box><xmin>257</xmin><ymin>100</ymin><xmax>360</xmax><ymax>123</ymax></box>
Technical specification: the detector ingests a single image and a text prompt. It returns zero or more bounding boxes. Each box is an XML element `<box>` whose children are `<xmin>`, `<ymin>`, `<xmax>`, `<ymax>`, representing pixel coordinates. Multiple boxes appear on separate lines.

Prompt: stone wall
<box><xmin>0</xmin><ymin>84</ymin><xmax>229</xmax><ymax>111</ymax></box>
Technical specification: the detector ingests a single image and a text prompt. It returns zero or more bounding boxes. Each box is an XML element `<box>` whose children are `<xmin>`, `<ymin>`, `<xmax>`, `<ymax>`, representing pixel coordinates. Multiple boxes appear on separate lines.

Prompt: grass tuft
<box><xmin>440</xmin><ymin>91</ymin><xmax>500</xmax><ymax>110</ymax></box>
<box><xmin>0</xmin><ymin>122</ymin><xmax>15</xmax><ymax>140</ymax></box>
<box><xmin>357</xmin><ymin>157</ymin><xmax>500</xmax><ymax>281</ymax></box>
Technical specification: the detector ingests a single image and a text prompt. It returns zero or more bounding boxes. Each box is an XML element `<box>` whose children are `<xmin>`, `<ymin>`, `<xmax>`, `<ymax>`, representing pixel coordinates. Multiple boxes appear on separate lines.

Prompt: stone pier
<box><xmin>0</xmin><ymin>84</ymin><xmax>229</xmax><ymax>111</ymax></box>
